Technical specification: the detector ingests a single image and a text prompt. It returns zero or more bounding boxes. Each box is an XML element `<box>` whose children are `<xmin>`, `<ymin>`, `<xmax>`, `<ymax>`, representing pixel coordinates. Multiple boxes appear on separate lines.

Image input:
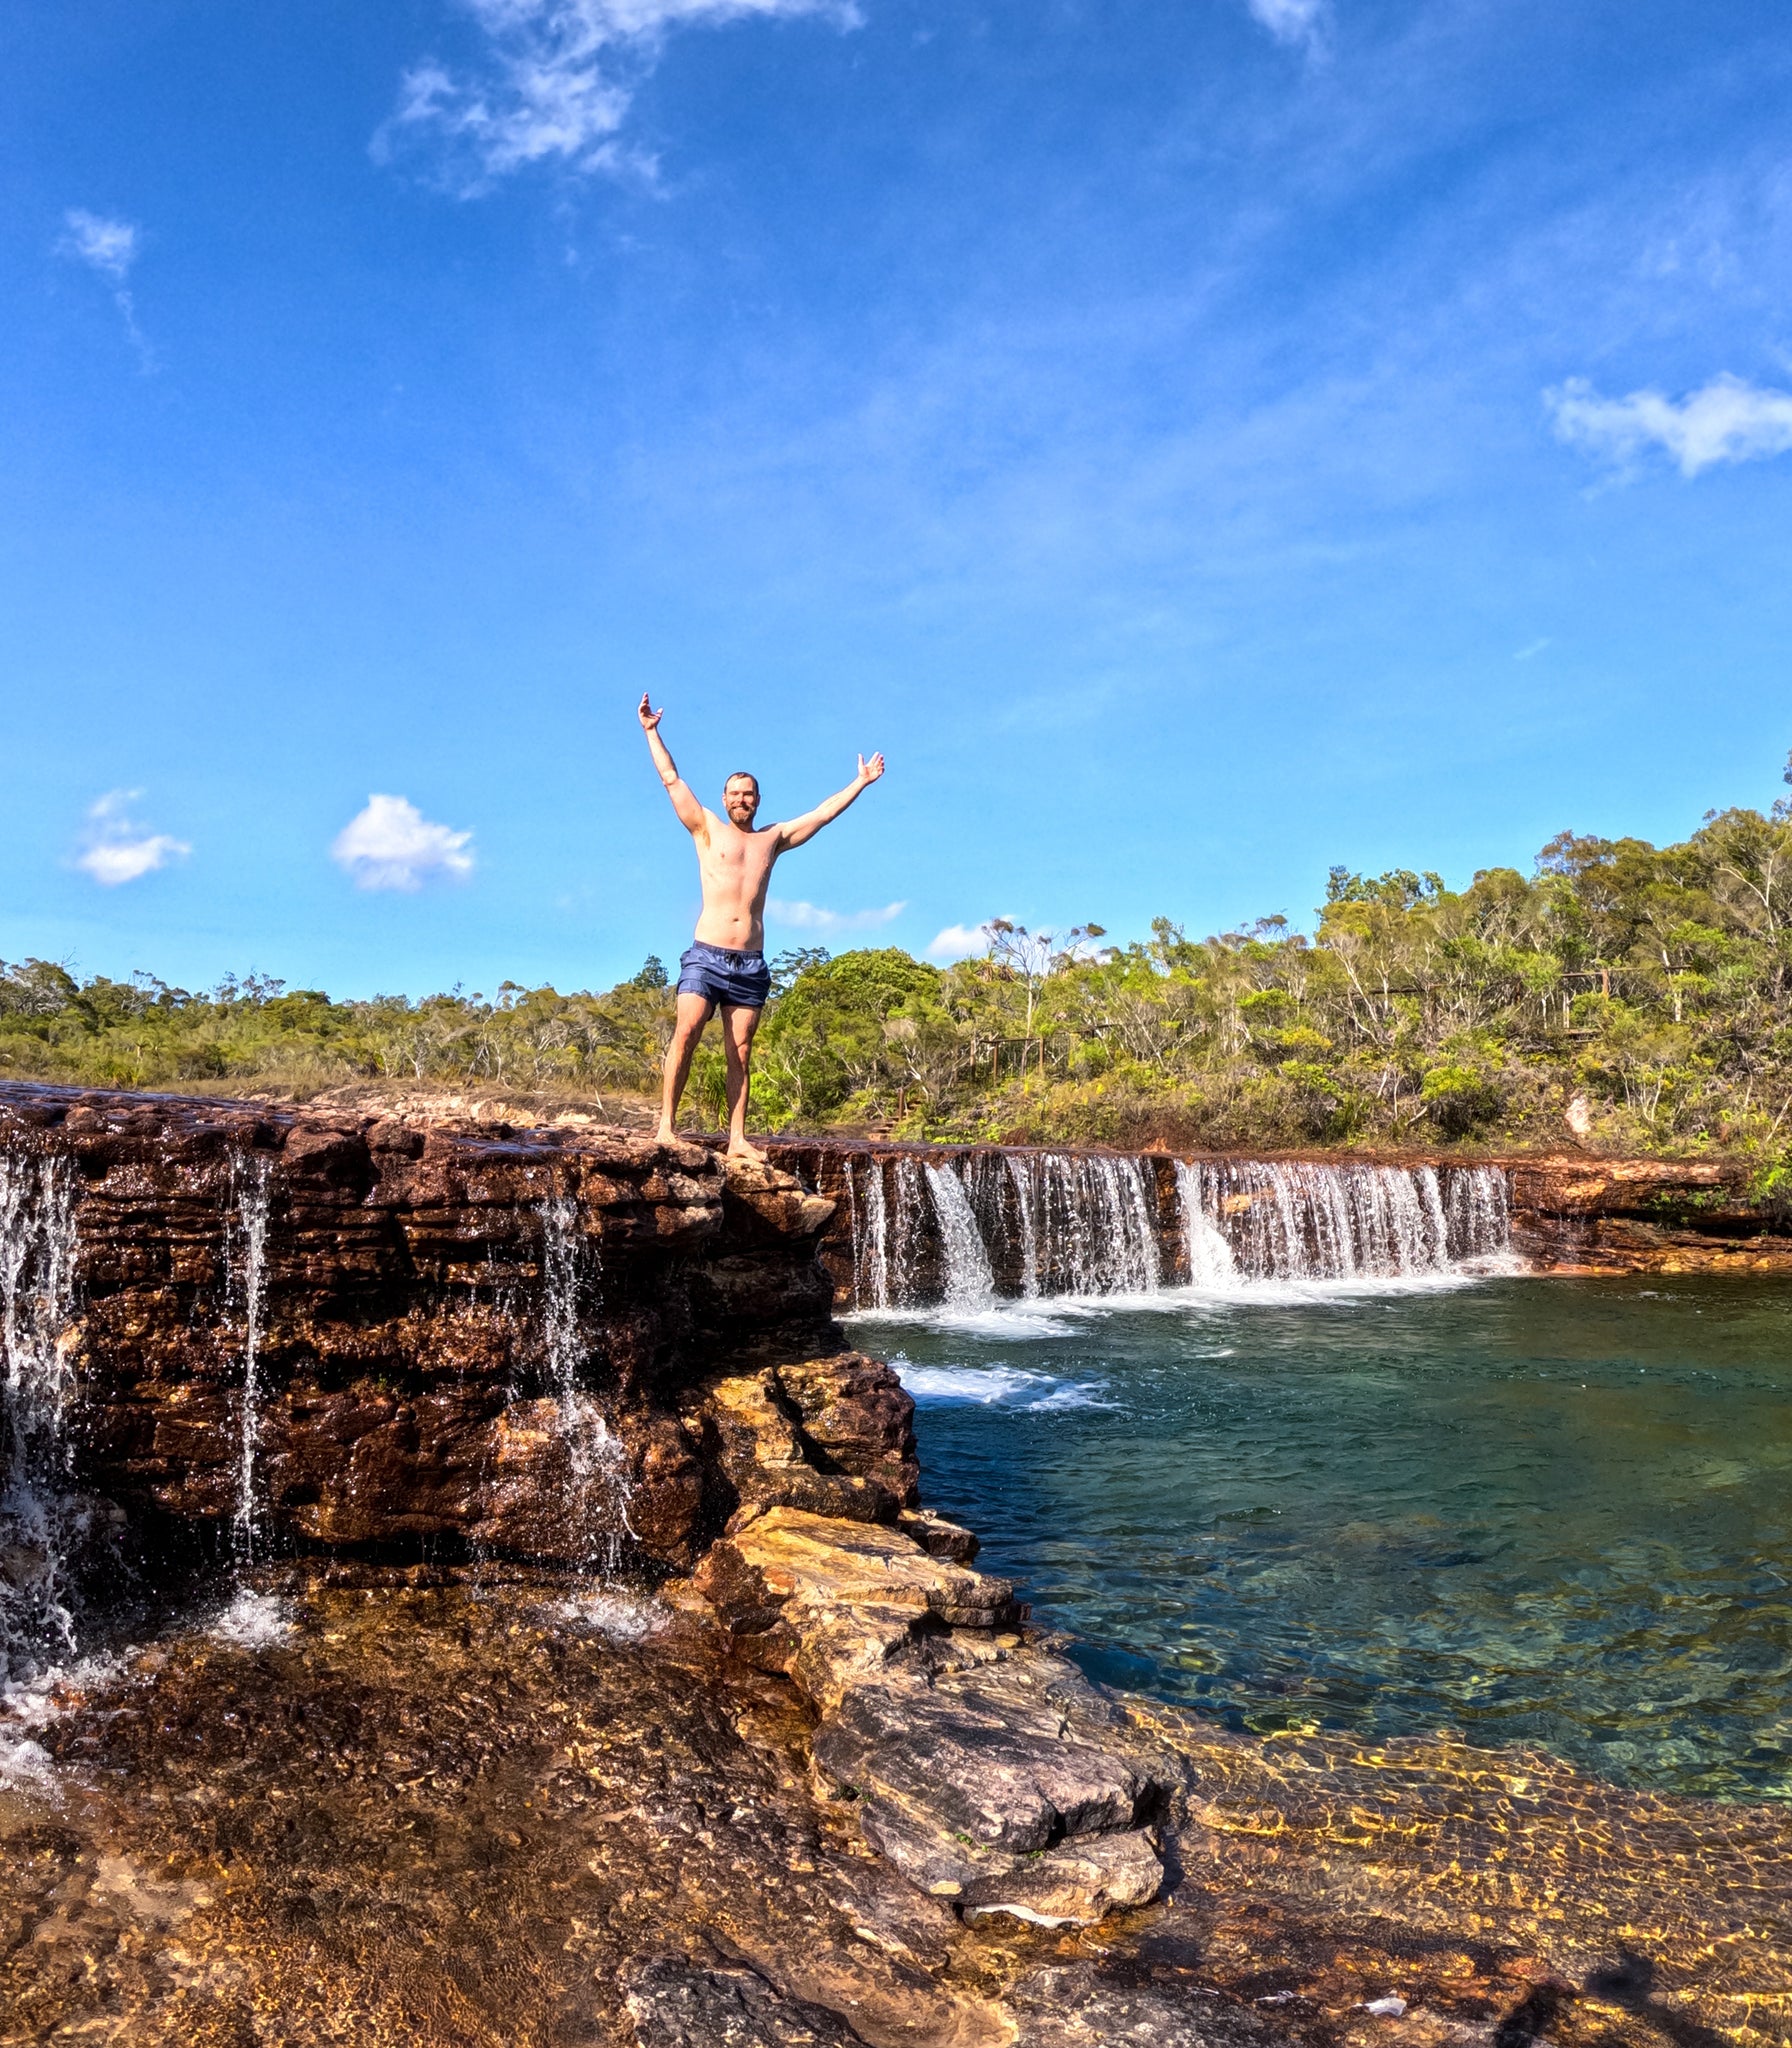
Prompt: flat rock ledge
<box><xmin>687</xmin><ymin>1501</ymin><xmax>1185</xmax><ymax>1931</ymax></box>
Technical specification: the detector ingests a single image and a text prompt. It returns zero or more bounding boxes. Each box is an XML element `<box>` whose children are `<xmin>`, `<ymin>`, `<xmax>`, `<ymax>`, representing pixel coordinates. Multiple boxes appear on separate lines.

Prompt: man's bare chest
<box><xmin>701</xmin><ymin>829</ymin><xmax>777</xmax><ymax>885</ymax></box>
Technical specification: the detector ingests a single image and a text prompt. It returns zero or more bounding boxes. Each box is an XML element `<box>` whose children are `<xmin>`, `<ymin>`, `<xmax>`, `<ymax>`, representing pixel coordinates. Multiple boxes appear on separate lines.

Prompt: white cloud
<box><xmin>766</xmin><ymin>897</ymin><xmax>906</xmax><ymax>935</ymax></box>
<box><xmin>59</xmin><ymin>210</ymin><xmax>138</xmax><ymax>280</ymax></box>
<box><xmin>1547</xmin><ymin>373</ymin><xmax>1792</xmax><ymax>479</ymax></box>
<box><xmin>57</xmin><ymin>209</ymin><xmax>154</xmax><ymax>368</ymax></box>
<box><xmin>925</xmin><ymin>922</ymin><xmax>992</xmax><ymax>964</ymax></box>
<box><xmin>1513</xmin><ymin>637</ymin><xmax>1551</xmax><ymax>661</ymax></box>
<box><xmin>1247</xmin><ymin>0</ymin><xmax>1326</xmax><ymax>49</ymax></box>
<box><xmin>331</xmin><ymin>794</ymin><xmax>475</xmax><ymax>892</ymax></box>
<box><xmin>377</xmin><ymin>0</ymin><xmax>858</xmax><ymax>192</ymax></box>
<box><xmin>73</xmin><ymin>791</ymin><xmax>190</xmax><ymax>887</ymax></box>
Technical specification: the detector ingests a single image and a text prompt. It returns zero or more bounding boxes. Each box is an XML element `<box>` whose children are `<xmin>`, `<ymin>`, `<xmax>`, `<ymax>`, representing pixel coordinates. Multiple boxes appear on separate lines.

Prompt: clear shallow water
<box><xmin>854</xmin><ymin>1275</ymin><xmax>1792</xmax><ymax>1803</ymax></box>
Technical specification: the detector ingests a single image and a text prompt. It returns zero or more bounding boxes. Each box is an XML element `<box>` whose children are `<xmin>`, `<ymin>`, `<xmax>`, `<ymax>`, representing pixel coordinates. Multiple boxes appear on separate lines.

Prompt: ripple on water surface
<box><xmin>864</xmin><ymin>1274</ymin><xmax>1792</xmax><ymax>1802</ymax></box>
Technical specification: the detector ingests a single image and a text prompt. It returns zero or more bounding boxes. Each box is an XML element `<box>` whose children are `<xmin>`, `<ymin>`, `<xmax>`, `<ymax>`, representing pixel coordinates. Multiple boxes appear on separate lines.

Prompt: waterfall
<box><xmin>837</xmin><ymin>1147</ymin><xmax>1514</xmax><ymax>1309</ymax></box>
<box><xmin>230</xmin><ymin>1153</ymin><xmax>274</xmax><ymax>1561</ymax></box>
<box><xmin>889</xmin><ymin>1156</ymin><xmax>928</xmax><ymax>1305</ymax></box>
<box><xmin>1181</xmin><ymin>1160</ymin><xmax>1511</xmax><ymax>1281</ymax></box>
<box><xmin>1022</xmin><ymin>1154</ymin><xmax>1163</xmax><ymax>1296</ymax></box>
<box><xmin>854</xmin><ymin>1156</ymin><xmax>891</xmax><ymax>1310</ymax></box>
<box><xmin>923</xmin><ymin>1164</ymin><xmax>995</xmax><ymax>1310</ymax></box>
<box><xmin>538</xmin><ymin>1197</ymin><xmax>634</xmax><ymax>1573</ymax></box>
<box><xmin>0</xmin><ymin>1155</ymin><xmax>79</xmax><ymax>1677</ymax></box>
<box><xmin>1173</xmin><ymin>1163</ymin><xmax>1238</xmax><ymax>1288</ymax></box>
<box><xmin>1445</xmin><ymin>1163</ymin><xmax>1511</xmax><ymax>1257</ymax></box>
<box><xmin>1004</xmin><ymin>1155</ymin><xmax>1041</xmax><ymax>1299</ymax></box>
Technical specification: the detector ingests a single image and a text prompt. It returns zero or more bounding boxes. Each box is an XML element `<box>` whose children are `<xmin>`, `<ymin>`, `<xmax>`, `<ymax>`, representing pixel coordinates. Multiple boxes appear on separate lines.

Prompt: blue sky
<box><xmin>5</xmin><ymin>0</ymin><xmax>1791</xmax><ymax>998</ymax></box>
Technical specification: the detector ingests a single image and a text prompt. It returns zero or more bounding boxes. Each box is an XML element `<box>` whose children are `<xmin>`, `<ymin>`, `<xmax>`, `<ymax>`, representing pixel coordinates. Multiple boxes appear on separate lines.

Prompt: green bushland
<box><xmin>8</xmin><ymin>761</ymin><xmax>1792</xmax><ymax>1185</ymax></box>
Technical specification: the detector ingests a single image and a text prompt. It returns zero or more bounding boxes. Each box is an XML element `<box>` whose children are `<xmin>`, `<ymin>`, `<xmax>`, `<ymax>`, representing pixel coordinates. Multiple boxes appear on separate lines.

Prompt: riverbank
<box><xmin>3</xmin><ymin>1082</ymin><xmax>1789</xmax><ymax>2045</ymax></box>
<box><xmin>7</xmin><ymin>1552</ymin><xmax>1790</xmax><ymax>2048</ymax></box>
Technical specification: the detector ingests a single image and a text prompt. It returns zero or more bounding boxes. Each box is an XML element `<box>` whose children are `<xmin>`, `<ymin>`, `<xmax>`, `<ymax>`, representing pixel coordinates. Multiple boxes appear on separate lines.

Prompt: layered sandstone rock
<box><xmin>1507</xmin><ymin>1155</ymin><xmax>1792</xmax><ymax>1271</ymax></box>
<box><xmin>690</xmin><ymin>1504</ymin><xmax>1184</xmax><ymax>1928</ymax></box>
<box><xmin>0</xmin><ymin>1081</ymin><xmax>884</xmax><ymax>1570</ymax></box>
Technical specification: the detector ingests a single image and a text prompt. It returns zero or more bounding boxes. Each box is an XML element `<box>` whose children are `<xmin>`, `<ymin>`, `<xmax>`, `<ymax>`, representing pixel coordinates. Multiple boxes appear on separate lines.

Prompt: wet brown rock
<box><xmin>895</xmin><ymin>1511</ymin><xmax>978</xmax><ymax>1564</ymax></box>
<box><xmin>0</xmin><ymin>1080</ymin><xmax>847</xmax><ymax>1570</ymax></box>
<box><xmin>685</xmin><ymin>1360</ymin><xmax>919</xmax><ymax>1529</ymax></box>
<box><xmin>625</xmin><ymin>1956</ymin><xmax>868</xmax><ymax>2046</ymax></box>
<box><xmin>1000</xmin><ymin>1963</ymin><xmax>1295</xmax><ymax>2048</ymax></box>
<box><xmin>2</xmin><ymin>1569</ymin><xmax>1790</xmax><ymax>2046</ymax></box>
<box><xmin>692</xmin><ymin>1508</ymin><xmax>1177</xmax><ymax>1929</ymax></box>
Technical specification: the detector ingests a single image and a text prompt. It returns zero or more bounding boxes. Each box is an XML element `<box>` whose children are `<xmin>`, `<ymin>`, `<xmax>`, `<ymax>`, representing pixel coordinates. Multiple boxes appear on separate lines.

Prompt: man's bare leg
<box><xmin>657</xmin><ymin>992</ymin><xmax>716</xmax><ymax>1145</ymax></box>
<box><xmin>721</xmin><ymin>1003</ymin><xmax>765</xmax><ymax>1162</ymax></box>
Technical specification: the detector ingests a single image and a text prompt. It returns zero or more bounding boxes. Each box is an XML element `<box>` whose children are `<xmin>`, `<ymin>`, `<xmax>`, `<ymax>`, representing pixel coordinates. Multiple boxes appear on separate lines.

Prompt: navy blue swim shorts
<box><xmin>677</xmin><ymin>941</ymin><xmax>773</xmax><ymax>1010</ymax></box>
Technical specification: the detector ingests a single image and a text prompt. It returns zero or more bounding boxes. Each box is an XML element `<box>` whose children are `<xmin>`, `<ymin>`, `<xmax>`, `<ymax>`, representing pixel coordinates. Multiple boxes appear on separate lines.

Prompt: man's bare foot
<box><xmin>656</xmin><ymin>1121</ymin><xmax>679</xmax><ymax>1147</ymax></box>
<box><xmin>726</xmin><ymin>1137</ymin><xmax>767</xmax><ymax>1165</ymax></box>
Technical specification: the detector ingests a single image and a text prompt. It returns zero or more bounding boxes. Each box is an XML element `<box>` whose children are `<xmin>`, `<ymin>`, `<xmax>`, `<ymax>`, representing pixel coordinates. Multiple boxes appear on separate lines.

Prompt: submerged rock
<box><xmin>625</xmin><ymin>1956</ymin><xmax>867</xmax><ymax>2046</ymax></box>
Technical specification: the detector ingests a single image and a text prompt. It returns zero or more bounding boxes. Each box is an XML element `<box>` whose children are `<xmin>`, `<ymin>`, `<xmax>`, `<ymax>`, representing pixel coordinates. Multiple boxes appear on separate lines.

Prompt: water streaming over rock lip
<box><xmin>922</xmin><ymin>1163</ymin><xmax>996</xmax><ymax>1309</ymax></box>
<box><xmin>229</xmin><ymin>1152</ymin><xmax>274</xmax><ymax>1563</ymax></box>
<box><xmin>0</xmin><ymin>1154</ymin><xmax>79</xmax><ymax>1679</ymax></box>
<box><xmin>833</xmin><ymin>1149</ymin><xmax>1514</xmax><ymax>1309</ymax></box>
<box><xmin>538</xmin><ymin>1195</ymin><xmax>636</xmax><ymax>1573</ymax></box>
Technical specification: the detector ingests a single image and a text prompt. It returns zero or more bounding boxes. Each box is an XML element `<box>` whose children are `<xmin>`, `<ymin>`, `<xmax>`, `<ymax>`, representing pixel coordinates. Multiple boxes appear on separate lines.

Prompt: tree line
<box><xmin>6</xmin><ymin>760</ymin><xmax>1792</xmax><ymax>1181</ymax></box>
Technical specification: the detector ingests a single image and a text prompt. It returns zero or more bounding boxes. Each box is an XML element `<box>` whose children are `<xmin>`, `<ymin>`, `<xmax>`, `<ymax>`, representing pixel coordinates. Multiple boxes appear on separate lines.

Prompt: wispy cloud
<box><xmin>1247</xmin><ymin>0</ymin><xmax>1326</xmax><ymax>51</ymax></box>
<box><xmin>60</xmin><ymin>210</ymin><xmax>138</xmax><ymax>280</ymax></box>
<box><xmin>767</xmin><ymin>897</ymin><xmax>906</xmax><ymax>935</ymax></box>
<box><xmin>376</xmin><ymin>0</ymin><xmax>858</xmax><ymax>194</ymax></box>
<box><xmin>331</xmin><ymin>795</ymin><xmax>475</xmax><ymax>892</ymax></box>
<box><xmin>1547</xmin><ymin>373</ymin><xmax>1792</xmax><ymax>479</ymax></box>
<box><xmin>73</xmin><ymin>791</ymin><xmax>190</xmax><ymax>887</ymax></box>
<box><xmin>925</xmin><ymin>922</ymin><xmax>992</xmax><ymax>963</ymax></box>
<box><xmin>1513</xmin><ymin>638</ymin><xmax>1551</xmax><ymax>661</ymax></box>
<box><xmin>57</xmin><ymin>209</ymin><xmax>153</xmax><ymax>368</ymax></box>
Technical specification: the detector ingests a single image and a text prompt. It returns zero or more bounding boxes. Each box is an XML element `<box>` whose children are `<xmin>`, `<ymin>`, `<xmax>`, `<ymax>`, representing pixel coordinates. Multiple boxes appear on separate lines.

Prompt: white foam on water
<box><xmin>209</xmin><ymin>1588</ymin><xmax>293</xmax><ymax>1649</ymax></box>
<box><xmin>894</xmin><ymin>1361</ymin><xmax>1111</xmax><ymax>1411</ymax></box>
<box><xmin>847</xmin><ymin>1303</ymin><xmax>1081</xmax><ymax>1339</ymax></box>
<box><xmin>0</xmin><ymin>1646</ymin><xmax>128</xmax><ymax>1797</ymax></box>
<box><xmin>0</xmin><ymin>1728</ymin><xmax>56</xmax><ymax>1794</ymax></box>
<box><xmin>551</xmin><ymin>1590</ymin><xmax>662</xmax><ymax>1641</ymax></box>
<box><xmin>1169</xmin><ymin>1270</ymin><xmax>1496</xmax><ymax>1309</ymax></box>
<box><xmin>1025</xmin><ymin>1380</ymin><xmax>1116</xmax><ymax>1412</ymax></box>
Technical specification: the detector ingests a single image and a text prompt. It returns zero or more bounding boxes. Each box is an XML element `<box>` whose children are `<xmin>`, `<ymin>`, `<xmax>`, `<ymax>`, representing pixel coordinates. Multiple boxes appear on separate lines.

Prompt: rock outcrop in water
<box><xmin>692</xmin><ymin>1502</ymin><xmax>1181</xmax><ymax>1927</ymax></box>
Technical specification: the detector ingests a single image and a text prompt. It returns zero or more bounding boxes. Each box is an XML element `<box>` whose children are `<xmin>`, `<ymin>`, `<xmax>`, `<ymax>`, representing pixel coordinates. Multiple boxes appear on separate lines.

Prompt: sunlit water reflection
<box><xmin>854</xmin><ymin>1274</ymin><xmax>1792</xmax><ymax>1802</ymax></box>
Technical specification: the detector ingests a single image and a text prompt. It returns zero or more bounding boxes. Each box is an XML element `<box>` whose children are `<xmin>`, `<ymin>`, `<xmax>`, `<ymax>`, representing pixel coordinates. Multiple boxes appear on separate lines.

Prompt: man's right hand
<box><xmin>638</xmin><ymin>692</ymin><xmax>663</xmax><ymax>732</ymax></box>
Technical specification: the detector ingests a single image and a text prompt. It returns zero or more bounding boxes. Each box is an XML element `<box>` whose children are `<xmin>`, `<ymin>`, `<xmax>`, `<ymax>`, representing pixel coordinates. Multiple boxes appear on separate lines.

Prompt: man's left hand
<box><xmin>858</xmin><ymin>752</ymin><xmax>886</xmax><ymax>784</ymax></box>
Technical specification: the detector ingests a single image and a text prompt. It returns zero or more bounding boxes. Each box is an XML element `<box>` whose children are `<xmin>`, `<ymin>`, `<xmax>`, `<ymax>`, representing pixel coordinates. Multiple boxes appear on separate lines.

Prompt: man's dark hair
<box><xmin>724</xmin><ymin>771</ymin><xmax>759</xmax><ymax>792</ymax></box>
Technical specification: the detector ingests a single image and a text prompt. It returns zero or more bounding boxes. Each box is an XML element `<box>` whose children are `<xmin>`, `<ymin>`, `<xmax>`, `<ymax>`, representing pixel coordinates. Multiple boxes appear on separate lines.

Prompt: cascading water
<box><xmin>1004</xmin><ymin>1154</ymin><xmax>1042</xmax><ymax>1299</ymax></box>
<box><xmin>1188</xmin><ymin>1160</ymin><xmax>1510</xmax><ymax>1281</ymax></box>
<box><xmin>838</xmin><ymin>1148</ymin><xmax>1514</xmax><ymax>1309</ymax></box>
<box><xmin>1445</xmin><ymin>1163</ymin><xmax>1512</xmax><ymax>1258</ymax></box>
<box><xmin>538</xmin><ymin>1196</ymin><xmax>635</xmax><ymax>1573</ymax></box>
<box><xmin>1007</xmin><ymin>1153</ymin><xmax>1163</xmax><ymax>1297</ymax></box>
<box><xmin>0</xmin><ymin>1155</ymin><xmax>79</xmax><ymax>1678</ymax></box>
<box><xmin>923</xmin><ymin>1163</ymin><xmax>996</xmax><ymax>1309</ymax></box>
<box><xmin>230</xmin><ymin>1152</ymin><xmax>274</xmax><ymax>1562</ymax></box>
<box><xmin>1173</xmin><ymin>1162</ymin><xmax>1238</xmax><ymax>1288</ymax></box>
<box><xmin>854</xmin><ymin>1156</ymin><xmax>891</xmax><ymax>1310</ymax></box>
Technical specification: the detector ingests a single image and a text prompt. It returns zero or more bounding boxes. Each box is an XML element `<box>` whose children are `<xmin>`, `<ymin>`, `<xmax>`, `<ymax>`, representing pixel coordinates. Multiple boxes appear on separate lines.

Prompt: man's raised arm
<box><xmin>778</xmin><ymin>752</ymin><xmax>886</xmax><ymax>849</ymax></box>
<box><xmin>638</xmin><ymin>694</ymin><xmax>706</xmax><ymax>834</ymax></box>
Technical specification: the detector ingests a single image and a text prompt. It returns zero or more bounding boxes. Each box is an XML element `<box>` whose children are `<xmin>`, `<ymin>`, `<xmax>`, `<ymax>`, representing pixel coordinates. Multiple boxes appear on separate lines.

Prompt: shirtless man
<box><xmin>638</xmin><ymin>693</ymin><xmax>885</xmax><ymax>1159</ymax></box>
